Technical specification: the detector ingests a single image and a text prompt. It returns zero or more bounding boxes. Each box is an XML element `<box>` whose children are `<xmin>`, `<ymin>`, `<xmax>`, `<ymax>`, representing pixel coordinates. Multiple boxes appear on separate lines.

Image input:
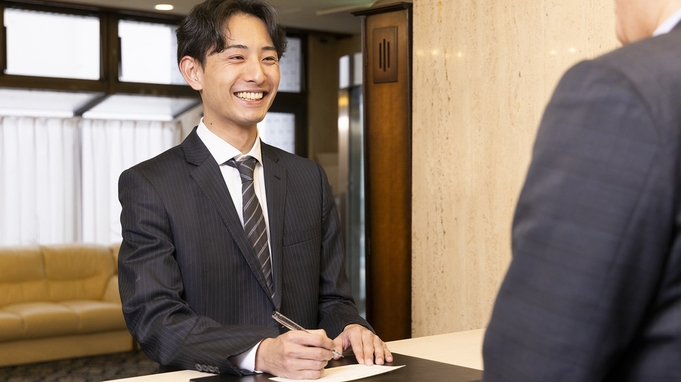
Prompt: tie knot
<box><xmin>227</xmin><ymin>156</ymin><xmax>258</xmax><ymax>180</ymax></box>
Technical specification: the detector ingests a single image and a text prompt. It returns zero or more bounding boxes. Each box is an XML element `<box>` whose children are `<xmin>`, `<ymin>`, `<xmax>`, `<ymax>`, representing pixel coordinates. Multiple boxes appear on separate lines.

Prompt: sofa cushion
<box><xmin>0</xmin><ymin>310</ymin><xmax>23</xmax><ymax>341</ymax></box>
<box><xmin>0</xmin><ymin>300</ymin><xmax>127</xmax><ymax>341</ymax></box>
<box><xmin>60</xmin><ymin>300</ymin><xmax>126</xmax><ymax>333</ymax></box>
<box><xmin>42</xmin><ymin>244</ymin><xmax>115</xmax><ymax>302</ymax></box>
<box><xmin>3</xmin><ymin>302</ymin><xmax>79</xmax><ymax>340</ymax></box>
<box><xmin>0</xmin><ymin>247</ymin><xmax>50</xmax><ymax>307</ymax></box>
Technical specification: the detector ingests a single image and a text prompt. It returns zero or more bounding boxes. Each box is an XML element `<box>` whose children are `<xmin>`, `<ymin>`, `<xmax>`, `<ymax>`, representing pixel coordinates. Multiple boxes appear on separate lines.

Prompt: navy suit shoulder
<box><xmin>594</xmin><ymin>28</ymin><xmax>681</xmax><ymax>130</ymax></box>
<box><xmin>483</xmin><ymin>29</ymin><xmax>681</xmax><ymax>382</ymax></box>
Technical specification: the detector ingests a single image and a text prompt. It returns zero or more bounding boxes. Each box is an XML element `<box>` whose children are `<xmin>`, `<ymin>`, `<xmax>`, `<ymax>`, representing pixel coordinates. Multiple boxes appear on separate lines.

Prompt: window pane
<box><xmin>119</xmin><ymin>20</ymin><xmax>185</xmax><ymax>85</ymax></box>
<box><xmin>279</xmin><ymin>37</ymin><xmax>301</xmax><ymax>93</ymax></box>
<box><xmin>4</xmin><ymin>8</ymin><xmax>100</xmax><ymax>80</ymax></box>
<box><xmin>258</xmin><ymin>112</ymin><xmax>295</xmax><ymax>153</ymax></box>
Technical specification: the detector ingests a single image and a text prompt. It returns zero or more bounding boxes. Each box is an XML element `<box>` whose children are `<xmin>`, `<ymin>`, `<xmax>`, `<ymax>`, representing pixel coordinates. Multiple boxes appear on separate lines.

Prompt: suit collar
<box><xmin>183</xmin><ymin>128</ymin><xmax>277</xmax><ymax>303</ymax></box>
<box><xmin>181</xmin><ymin>127</ymin><xmax>213</xmax><ymax>166</ymax></box>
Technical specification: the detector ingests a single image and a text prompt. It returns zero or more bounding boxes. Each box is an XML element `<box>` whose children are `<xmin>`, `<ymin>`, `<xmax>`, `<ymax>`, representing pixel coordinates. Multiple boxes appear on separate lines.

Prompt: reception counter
<box><xmin>105</xmin><ymin>329</ymin><xmax>486</xmax><ymax>382</ymax></box>
<box><xmin>387</xmin><ymin>328</ymin><xmax>484</xmax><ymax>370</ymax></box>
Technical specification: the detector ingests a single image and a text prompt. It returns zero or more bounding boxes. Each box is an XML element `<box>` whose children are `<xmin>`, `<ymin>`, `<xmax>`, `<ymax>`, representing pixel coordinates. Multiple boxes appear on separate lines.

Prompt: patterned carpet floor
<box><xmin>0</xmin><ymin>350</ymin><xmax>160</xmax><ymax>382</ymax></box>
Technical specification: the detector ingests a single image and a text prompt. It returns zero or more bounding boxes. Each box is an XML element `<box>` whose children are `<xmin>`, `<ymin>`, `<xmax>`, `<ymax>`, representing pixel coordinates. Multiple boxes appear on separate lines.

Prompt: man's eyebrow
<box><xmin>224</xmin><ymin>44</ymin><xmax>277</xmax><ymax>52</ymax></box>
<box><xmin>224</xmin><ymin>44</ymin><xmax>248</xmax><ymax>50</ymax></box>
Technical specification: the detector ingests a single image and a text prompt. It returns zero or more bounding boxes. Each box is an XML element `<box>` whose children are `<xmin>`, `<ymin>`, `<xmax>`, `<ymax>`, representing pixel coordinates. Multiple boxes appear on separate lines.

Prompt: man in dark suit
<box><xmin>483</xmin><ymin>0</ymin><xmax>681</xmax><ymax>381</ymax></box>
<box><xmin>117</xmin><ymin>0</ymin><xmax>391</xmax><ymax>379</ymax></box>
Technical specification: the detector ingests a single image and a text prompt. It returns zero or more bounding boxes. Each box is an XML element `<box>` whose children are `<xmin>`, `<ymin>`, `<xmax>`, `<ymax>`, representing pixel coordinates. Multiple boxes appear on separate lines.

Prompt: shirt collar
<box><xmin>654</xmin><ymin>7</ymin><xmax>681</xmax><ymax>36</ymax></box>
<box><xmin>196</xmin><ymin>118</ymin><xmax>263</xmax><ymax>165</ymax></box>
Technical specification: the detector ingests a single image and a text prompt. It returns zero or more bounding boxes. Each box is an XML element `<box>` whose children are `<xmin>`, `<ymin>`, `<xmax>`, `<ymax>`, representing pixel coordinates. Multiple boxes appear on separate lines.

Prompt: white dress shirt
<box><xmin>654</xmin><ymin>7</ymin><xmax>681</xmax><ymax>36</ymax></box>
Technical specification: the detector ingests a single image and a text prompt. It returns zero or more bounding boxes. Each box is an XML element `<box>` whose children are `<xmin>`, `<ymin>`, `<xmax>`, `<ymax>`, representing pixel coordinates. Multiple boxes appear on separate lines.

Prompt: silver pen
<box><xmin>272</xmin><ymin>311</ymin><xmax>344</xmax><ymax>358</ymax></box>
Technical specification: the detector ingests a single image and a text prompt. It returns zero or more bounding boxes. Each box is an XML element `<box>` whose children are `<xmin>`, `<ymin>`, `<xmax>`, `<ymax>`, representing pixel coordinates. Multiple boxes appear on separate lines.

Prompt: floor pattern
<box><xmin>0</xmin><ymin>350</ymin><xmax>159</xmax><ymax>382</ymax></box>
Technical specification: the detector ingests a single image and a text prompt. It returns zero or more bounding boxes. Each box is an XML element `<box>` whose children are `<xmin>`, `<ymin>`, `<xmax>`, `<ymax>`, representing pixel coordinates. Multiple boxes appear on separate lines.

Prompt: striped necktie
<box><xmin>227</xmin><ymin>156</ymin><xmax>273</xmax><ymax>296</ymax></box>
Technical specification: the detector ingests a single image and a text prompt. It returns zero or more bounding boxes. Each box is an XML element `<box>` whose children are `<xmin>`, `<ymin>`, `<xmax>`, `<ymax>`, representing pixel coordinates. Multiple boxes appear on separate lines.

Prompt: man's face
<box><xmin>196</xmin><ymin>13</ymin><xmax>280</xmax><ymax>131</ymax></box>
<box><xmin>614</xmin><ymin>0</ymin><xmax>662</xmax><ymax>44</ymax></box>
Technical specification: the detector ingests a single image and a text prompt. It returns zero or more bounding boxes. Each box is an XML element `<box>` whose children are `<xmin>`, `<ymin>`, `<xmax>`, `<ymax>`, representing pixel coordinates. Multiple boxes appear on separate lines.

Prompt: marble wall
<box><xmin>411</xmin><ymin>0</ymin><xmax>620</xmax><ymax>336</ymax></box>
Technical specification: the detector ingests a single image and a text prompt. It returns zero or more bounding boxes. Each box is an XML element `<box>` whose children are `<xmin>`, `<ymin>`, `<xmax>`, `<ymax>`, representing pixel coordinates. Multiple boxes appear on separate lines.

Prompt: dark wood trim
<box><xmin>103</xmin><ymin>12</ymin><xmax>117</xmax><ymax>91</ymax></box>
<box><xmin>0</xmin><ymin>5</ymin><xmax>6</xmax><ymax>74</ymax></box>
<box><xmin>111</xmin><ymin>82</ymin><xmax>199</xmax><ymax>98</ymax></box>
<box><xmin>361</xmin><ymin>5</ymin><xmax>412</xmax><ymax>342</ymax></box>
<box><xmin>73</xmin><ymin>93</ymin><xmax>110</xmax><ymax>117</ymax></box>
<box><xmin>353</xmin><ymin>2</ymin><xmax>413</xmax><ymax>18</ymax></box>
<box><xmin>0</xmin><ymin>75</ymin><xmax>107</xmax><ymax>92</ymax></box>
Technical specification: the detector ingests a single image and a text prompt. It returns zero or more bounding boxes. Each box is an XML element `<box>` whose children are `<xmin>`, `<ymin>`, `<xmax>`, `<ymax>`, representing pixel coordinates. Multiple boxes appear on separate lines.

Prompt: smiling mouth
<box><xmin>235</xmin><ymin>91</ymin><xmax>265</xmax><ymax>101</ymax></box>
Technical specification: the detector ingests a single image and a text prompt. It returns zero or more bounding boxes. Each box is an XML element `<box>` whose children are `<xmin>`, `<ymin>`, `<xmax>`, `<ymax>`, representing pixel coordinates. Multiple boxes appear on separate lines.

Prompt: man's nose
<box><xmin>243</xmin><ymin>59</ymin><xmax>266</xmax><ymax>83</ymax></box>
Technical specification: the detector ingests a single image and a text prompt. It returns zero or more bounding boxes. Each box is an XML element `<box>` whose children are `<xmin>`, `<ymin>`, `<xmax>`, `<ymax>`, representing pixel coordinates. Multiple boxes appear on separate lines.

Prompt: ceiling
<box><xmin>44</xmin><ymin>0</ymin><xmax>377</xmax><ymax>35</ymax></box>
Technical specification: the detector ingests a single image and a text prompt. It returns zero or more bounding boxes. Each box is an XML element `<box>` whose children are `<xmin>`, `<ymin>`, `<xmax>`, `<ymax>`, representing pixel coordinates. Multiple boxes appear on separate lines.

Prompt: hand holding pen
<box><xmin>254</xmin><ymin>311</ymin><xmax>343</xmax><ymax>379</ymax></box>
<box><xmin>272</xmin><ymin>311</ymin><xmax>344</xmax><ymax>358</ymax></box>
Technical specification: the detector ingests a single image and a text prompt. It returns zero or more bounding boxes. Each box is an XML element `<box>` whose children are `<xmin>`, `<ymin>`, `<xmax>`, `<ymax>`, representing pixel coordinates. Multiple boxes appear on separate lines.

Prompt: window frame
<box><xmin>0</xmin><ymin>1</ymin><xmax>193</xmax><ymax>94</ymax></box>
<box><xmin>0</xmin><ymin>0</ymin><xmax>308</xmax><ymax>156</ymax></box>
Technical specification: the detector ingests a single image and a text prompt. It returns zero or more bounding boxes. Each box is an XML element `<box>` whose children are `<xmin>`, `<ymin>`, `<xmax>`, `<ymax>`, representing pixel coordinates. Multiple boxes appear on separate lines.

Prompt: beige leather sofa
<box><xmin>0</xmin><ymin>243</ymin><xmax>134</xmax><ymax>367</ymax></box>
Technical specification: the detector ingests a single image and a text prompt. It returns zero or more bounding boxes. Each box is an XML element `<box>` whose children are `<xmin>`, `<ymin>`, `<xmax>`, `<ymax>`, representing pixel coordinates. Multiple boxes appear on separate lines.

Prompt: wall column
<box><xmin>355</xmin><ymin>1</ymin><xmax>413</xmax><ymax>341</ymax></box>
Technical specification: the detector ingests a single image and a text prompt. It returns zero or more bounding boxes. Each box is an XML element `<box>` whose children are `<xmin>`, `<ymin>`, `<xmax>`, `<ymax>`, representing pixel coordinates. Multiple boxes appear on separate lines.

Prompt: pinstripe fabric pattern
<box><xmin>118</xmin><ymin>133</ymin><xmax>370</xmax><ymax>376</ymax></box>
<box><xmin>483</xmin><ymin>24</ymin><xmax>681</xmax><ymax>382</ymax></box>
<box><xmin>227</xmin><ymin>157</ymin><xmax>273</xmax><ymax>296</ymax></box>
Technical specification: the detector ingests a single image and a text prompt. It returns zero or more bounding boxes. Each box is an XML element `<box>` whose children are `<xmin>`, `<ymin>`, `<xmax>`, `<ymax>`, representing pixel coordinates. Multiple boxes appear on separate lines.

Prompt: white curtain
<box><xmin>0</xmin><ymin>116</ymin><xmax>180</xmax><ymax>246</ymax></box>
<box><xmin>80</xmin><ymin>119</ymin><xmax>179</xmax><ymax>244</ymax></box>
<box><xmin>0</xmin><ymin>117</ymin><xmax>81</xmax><ymax>245</ymax></box>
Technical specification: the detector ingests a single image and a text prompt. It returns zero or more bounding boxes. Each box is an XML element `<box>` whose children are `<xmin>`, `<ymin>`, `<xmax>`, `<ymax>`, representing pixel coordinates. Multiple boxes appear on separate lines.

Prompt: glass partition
<box><xmin>258</xmin><ymin>112</ymin><xmax>295</xmax><ymax>153</ymax></box>
<box><xmin>278</xmin><ymin>37</ymin><xmax>302</xmax><ymax>93</ymax></box>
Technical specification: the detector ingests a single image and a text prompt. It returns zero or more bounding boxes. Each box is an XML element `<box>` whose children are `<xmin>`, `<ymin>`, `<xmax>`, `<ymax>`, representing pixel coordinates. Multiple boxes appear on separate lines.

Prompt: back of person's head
<box><xmin>176</xmin><ymin>0</ymin><xmax>287</xmax><ymax>67</ymax></box>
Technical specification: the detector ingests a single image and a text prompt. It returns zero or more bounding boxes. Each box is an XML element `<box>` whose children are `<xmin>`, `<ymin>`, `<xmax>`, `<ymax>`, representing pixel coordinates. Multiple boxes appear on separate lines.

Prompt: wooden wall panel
<box><xmin>358</xmin><ymin>3</ymin><xmax>412</xmax><ymax>341</ymax></box>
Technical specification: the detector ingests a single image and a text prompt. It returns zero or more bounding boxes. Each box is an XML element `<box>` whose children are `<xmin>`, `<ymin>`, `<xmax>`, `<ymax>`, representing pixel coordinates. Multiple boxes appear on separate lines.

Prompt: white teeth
<box><xmin>235</xmin><ymin>92</ymin><xmax>264</xmax><ymax>101</ymax></box>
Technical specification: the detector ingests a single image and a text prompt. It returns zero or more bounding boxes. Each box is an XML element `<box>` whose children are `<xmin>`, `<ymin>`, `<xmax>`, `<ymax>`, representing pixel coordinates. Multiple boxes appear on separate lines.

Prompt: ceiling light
<box><xmin>155</xmin><ymin>4</ymin><xmax>174</xmax><ymax>11</ymax></box>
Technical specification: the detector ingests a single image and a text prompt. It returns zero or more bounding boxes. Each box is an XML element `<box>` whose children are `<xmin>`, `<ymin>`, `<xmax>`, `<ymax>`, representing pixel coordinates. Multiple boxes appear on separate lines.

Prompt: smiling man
<box><xmin>483</xmin><ymin>0</ymin><xmax>681</xmax><ymax>381</ymax></box>
<box><xmin>117</xmin><ymin>0</ymin><xmax>391</xmax><ymax>379</ymax></box>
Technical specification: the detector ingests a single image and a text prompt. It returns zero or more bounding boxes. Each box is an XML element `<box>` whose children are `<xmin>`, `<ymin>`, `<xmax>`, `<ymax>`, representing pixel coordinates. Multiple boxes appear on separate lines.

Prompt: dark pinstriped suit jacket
<box><xmin>483</xmin><ymin>23</ymin><xmax>681</xmax><ymax>381</ymax></box>
<box><xmin>118</xmin><ymin>128</ymin><xmax>369</xmax><ymax>375</ymax></box>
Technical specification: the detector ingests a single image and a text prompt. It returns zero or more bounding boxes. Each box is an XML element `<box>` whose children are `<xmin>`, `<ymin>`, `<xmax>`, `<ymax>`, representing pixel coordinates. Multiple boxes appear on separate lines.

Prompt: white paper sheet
<box><xmin>269</xmin><ymin>364</ymin><xmax>405</xmax><ymax>382</ymax></box>
<box><xmin>103</xmin><ymin>370</ymin><xmax>212</xmax><ymax>382</ymax></box>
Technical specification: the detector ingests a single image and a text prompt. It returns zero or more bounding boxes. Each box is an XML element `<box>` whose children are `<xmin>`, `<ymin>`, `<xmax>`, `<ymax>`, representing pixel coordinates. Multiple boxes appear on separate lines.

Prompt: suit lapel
<box><xmin>262</xmin><ymin>143</ymin><xmax>286</xmax><ymax>310</ymax></box>
<box><xmin>183</xmin><ymin>129</ymin><xmax>274</xmax><ymax>301</ymax></box>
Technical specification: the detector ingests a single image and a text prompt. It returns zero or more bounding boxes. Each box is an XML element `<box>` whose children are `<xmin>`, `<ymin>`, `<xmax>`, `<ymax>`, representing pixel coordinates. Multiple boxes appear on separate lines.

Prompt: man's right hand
<box><xmin>255</xmin><ymin>329</ymin><xmax>339</xmax><ymax>380</ymax></box>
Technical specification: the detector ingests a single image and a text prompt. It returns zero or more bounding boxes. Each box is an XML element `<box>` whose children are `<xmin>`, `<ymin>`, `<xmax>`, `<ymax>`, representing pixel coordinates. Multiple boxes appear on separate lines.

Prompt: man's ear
<box><xmin>179</xmin><ymin>56</ymin><xmax>203</xmax><ymax>91</ymax></box>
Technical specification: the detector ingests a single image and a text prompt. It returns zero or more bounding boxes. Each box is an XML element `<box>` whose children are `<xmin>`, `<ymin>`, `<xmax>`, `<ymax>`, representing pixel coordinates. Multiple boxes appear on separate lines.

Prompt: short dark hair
<box><xmin>176</xmin><ymin>0</ymin><xmax>287</xmax><ymax>67</ymax></box>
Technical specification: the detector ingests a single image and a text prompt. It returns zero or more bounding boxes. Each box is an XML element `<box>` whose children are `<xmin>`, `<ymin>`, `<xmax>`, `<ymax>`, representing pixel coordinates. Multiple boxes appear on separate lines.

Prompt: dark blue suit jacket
<box><xmin>483</xmin><ymin>23</ymin><xmax>681</xmax><ymax>381</ymax></box>
<box><xmin>118</xmin><ymin>128</ymin><xmax>369</xmax><ymax>375</ymax></box>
